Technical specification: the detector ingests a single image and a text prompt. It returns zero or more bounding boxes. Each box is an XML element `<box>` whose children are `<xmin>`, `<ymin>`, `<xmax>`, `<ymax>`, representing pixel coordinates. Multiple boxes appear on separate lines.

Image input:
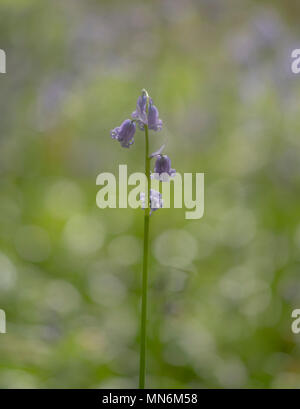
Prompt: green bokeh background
<box><xmin>1</xmin><ymin>0</ymin><xmax>300</xmax><ymax>388</ymax></box>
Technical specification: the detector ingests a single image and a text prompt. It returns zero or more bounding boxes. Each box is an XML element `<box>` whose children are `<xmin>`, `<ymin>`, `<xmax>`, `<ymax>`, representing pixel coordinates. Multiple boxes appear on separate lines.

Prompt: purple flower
<box><xmin>132</xmin><ymin>93</ymin><xmax>162</xmax><ymax>132</ymax></box>
<box><xmin>111</xmin><ymin>119</ymin><xmax>136</xmax><ymax>148</ymax></box>
<box><xmin>152</xmin><ymin>155</ymin><xmax>176</xmax><ymax>181</ymax></box>
<box><xmin>132</xmin><ymin>93</ymin><xmax>147</xmax><ymax>126</ymax></box>
<box><xmin>140</xmin><ymin>189</ymin><xmax>163</xmax><ymax>214</ymax></box>
<box><xmin>147</xmin><ymin>98</ymin><xmax>162</xmax><ymax>131</ymax></box>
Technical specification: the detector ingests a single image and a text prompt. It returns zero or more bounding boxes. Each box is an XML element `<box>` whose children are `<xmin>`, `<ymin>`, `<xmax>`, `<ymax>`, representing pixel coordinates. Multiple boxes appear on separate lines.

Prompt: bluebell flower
<box><xmin>111</xmin><ymin>119</ymin><xmax>136</xmax><ymax>148</ymax></box>
<box><xmin>132</xmin><ymin>93</ymin><xmax>162</xmax><ymax>132</ymax></box>
<box><xmin>147</xmin><ymin>98</ymin><xmax>162</xmax><ymax>131</ymax></box>
<box><xmin>152</xmin><ymin>154</ymin><xmax>176</xmax><ymax>181</ymax></box>
<box><xmin>140</xmin><ymin>189</ymin><xmax>163</xmax><ymax>214</ymax></box>
<box><xmin>132</xmin><ymin>93</ymin><xmax>147</xmax><ymax>127</ymax></box>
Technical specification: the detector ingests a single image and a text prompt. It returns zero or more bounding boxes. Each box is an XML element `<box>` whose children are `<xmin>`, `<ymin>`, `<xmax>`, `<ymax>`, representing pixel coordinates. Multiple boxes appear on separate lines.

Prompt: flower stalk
<box><xmin>139</xmin><ymin>118</ymin><xmax>150</xmax><ymax>389</ymax></box>
<box><xmin>110</xmin><ymin>88</ymin><xmax>172</xmax><ymax>389</ymax></box>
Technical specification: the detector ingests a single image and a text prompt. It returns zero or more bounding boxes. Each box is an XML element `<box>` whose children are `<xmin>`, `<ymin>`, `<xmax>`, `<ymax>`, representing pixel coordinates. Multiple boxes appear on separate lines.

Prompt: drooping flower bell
<box><xmin>140</xmin><ymin>189</ymin><xmax>163</xmax><ymax>215</ymax></box>
<box><xmin>152</xmin><ymin>154</ymin><xmax>176</xmax><ymax>181</ymax></box>
<box><xmin>147</xmin><ymin>99</ymin><xmax>162</xmax><ymax>131</ymax></box>
<box><xmin>111</xmin><ymin>119</ymin><xmax>136</xmax><ymax>148</ymax></box>
<box><xmin>132</xmin><ymin>92</ymin><xmax>147</xmax><ymax>126</ymax></box>
<box><xmin>132</xmin><ymin>92</ymin><xmax>162</xmax><ymax>132</ymax></box>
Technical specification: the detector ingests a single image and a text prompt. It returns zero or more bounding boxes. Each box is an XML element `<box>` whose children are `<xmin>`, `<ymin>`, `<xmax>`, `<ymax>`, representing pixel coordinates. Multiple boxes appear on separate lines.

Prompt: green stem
<box><xmin>139</xmin><ymin>122</ymin><xmax>150</xmax><ymax>389</ymax></box>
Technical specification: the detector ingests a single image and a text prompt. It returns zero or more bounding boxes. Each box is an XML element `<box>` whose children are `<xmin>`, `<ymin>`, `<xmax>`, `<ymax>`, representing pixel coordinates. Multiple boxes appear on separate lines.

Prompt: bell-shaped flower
<box><xmin>152</xmin><ymin>155</ymin><xmax>176</xmax><ymax>181</ymax></box>
<box><xmin>140</xmin><ymin>189</ymin><xmax>163</xmax><ymax>214</ymax></box>
<box><xmin>147</xmin><ymin>98</ymin><xmax>162</xmax><ymax>131</ymax></box>
<box><xmin>132</xmin><ymin>93</ymin><xmax>162</xmax><ymax>132</ymax></box>
<box><xmin>111</xmin><ymin>119</ymin><xmax>136</xmax><ymax>148</ymax></box>
<box><xmin>132</xmin><ymin>93</ymin><xmax>147</xmax><ymax>126</ymax></box>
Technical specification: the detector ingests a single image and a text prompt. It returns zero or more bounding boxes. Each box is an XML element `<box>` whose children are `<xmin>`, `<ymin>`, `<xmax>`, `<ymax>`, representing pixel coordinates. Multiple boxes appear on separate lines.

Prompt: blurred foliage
<box><xmin>0</xmin><ymin>0</ymin><xmax>300</xmax><ymax>389</ymax></box>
